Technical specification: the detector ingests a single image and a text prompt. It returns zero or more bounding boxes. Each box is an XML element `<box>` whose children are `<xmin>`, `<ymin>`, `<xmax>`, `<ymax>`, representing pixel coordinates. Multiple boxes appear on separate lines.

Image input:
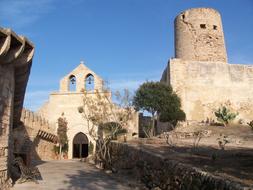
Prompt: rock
<box><xmin>105</xmin><ymin>170</ymin><xmax>112</xmax><ymax>174</ymax></box>
<box><xmin>95</xmin><ymin>164</ymin><xmax>103</xmax><ymax>170</ymax></box>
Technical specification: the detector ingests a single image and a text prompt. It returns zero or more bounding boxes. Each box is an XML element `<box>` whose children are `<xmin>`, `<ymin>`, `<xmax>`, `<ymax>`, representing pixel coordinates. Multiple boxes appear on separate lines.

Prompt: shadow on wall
<box><xmin>0</xmin><ymin>103</ymin><xmax>7</xmax><ymax>136</ymax></box>
<box><xmin>13</xmin><ymin>122</ymin><xmax>43</xmax><ymax>165</ymax></box>
<box><xmin>11</xmin><ymin>122</ymin><xmax>45</xmax><ymax>182</ymax></box>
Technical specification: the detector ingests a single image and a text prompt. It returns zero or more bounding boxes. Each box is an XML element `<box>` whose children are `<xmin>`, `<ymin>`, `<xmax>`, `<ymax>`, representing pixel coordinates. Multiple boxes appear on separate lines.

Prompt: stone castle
<box><xmin>0</xmin><ymin>7</ymin><xmax>253</xmax><ymax>190</ymax></box>
<box><xmin>161</xmin><ymin>8</ymin><xmax>253</xmax><ymax>122</ymax></box>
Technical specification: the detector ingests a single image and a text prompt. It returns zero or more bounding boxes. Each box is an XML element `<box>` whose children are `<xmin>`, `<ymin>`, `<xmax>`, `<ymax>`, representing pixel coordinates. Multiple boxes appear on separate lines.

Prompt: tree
<box><xmin>159</xmin><ymin>93</ymin><xmax>186</xmax><ymax>126</ymax></box>
<box><xmin>133</xmin><ymin>81</ymin><xmax>185</xmax><ymax>136</ymax></box>
<box><xmin>214</xmin><ymin>106</ymin><xmax>238</xmax><ymax>127</ymax></box>
<box><xmin>57</xmin><ymin>113</ymin><xmax>68</xmax><ymax>159</ymax></box>
<box><xmin>78</xmin><ymin>89</ymin><xmax>132</xmax><ymax>169</ymax></box>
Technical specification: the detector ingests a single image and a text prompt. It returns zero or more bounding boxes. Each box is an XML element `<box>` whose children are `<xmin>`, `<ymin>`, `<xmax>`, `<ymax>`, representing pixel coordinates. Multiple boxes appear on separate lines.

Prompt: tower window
<box><xmin>213</xmin><ymin>25</ymin><xmax>217</xmax><ymax>30</ymax></box>
<box><xmin>182</xmin><ymin>14</ymin><xmax>185</xmax><ymax>19</ymax></box>
<box><xmin>200</xmin><ymin>24</ymin><xmax>206</xmax><ymax>29</ymax></box>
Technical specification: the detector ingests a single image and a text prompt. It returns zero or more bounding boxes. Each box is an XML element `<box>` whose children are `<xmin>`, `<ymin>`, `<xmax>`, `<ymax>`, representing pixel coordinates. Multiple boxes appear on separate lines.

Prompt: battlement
<box><xmin>20</xmin><ymin>108</ymin><xmax>56</xmax><ymax>135</ymax></box>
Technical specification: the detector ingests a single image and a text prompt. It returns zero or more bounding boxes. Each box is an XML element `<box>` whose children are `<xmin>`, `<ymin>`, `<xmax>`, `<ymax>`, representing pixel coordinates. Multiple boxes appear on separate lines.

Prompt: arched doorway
<box><xmin>73</xmin><ymin>132</ymin><xmax>88</xmax><ymax>158</ymax></box>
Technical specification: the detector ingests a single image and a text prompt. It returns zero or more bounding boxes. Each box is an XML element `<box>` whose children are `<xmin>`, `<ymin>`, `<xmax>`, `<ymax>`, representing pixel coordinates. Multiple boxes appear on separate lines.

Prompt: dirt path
<box><xmin>11</xmin><ymin>160</ymin><xmax>135</xmax><ymax>190</ymax></box>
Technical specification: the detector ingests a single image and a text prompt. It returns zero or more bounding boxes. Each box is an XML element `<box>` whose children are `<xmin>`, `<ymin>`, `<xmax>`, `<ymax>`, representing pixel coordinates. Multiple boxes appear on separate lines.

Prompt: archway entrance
<box><xmin>73</xmin><ymin>132</ymin><xmax>88</xmax><ymax>158</ymax></box>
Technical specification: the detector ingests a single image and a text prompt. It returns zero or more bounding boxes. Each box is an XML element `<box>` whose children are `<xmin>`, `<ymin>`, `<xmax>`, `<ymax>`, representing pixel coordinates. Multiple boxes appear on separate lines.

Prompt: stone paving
<box><xmin>11</xmin><ymin>160</ymin><xmax>133</xmax><ymax>190</ymax></box>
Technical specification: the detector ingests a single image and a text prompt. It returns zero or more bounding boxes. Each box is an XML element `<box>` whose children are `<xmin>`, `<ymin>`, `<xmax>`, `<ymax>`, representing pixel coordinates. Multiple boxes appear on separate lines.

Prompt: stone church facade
<box><xmin>161</xmin><ymin>8</ymin><xmax>253</xmax><ymax>122</ymax></box>
<box><xmin>38</xmin><ymin>63</ymin><xmax>139</xmax><ymax>159</ymax></box>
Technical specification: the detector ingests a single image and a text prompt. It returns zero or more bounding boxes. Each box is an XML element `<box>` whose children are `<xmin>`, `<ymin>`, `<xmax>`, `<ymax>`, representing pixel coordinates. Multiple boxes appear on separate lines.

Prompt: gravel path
<box><xmin>11</xmin><ymin>160</ymin><xmax>134</xmax><ymax>190</ymax></box>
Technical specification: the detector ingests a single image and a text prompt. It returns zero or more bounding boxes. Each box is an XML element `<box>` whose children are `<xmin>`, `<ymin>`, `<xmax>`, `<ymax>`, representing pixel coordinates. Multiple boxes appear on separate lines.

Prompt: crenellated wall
<box><xmin>20</xmin><ymin>108</ymin><xmax>56</xmax><ymax>137</ymax></box>
<box><xmin>13</xmin><ymin>108</ymin><xmax>57</xmax><ymax>163</ymax></box>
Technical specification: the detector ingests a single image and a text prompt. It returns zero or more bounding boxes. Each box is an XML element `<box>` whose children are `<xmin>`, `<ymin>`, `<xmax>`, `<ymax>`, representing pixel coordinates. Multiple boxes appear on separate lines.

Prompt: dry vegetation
<box><xmin>128</xmin><ymin>123</ymin><xmax>253</xmax><ymax>186</ymax></box>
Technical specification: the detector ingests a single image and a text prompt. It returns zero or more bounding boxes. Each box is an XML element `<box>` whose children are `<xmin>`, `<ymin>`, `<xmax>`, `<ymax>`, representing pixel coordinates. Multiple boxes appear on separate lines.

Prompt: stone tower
<box><xmin>174</xmin><ymin>8</ymin><xmax>227</xmax><ymax>62</ymax></box>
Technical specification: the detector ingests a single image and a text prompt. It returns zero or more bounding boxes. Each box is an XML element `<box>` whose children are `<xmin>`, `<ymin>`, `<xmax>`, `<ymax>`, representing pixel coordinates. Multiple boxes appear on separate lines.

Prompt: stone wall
<box><xmin>13</xmin><ymin>109</ymin><xmax>57</xmax><ymax>163</ymax></box>
<box><xmin>111</xmin><ymin>142</ymin><xmax>251</xmax><ymax>190</ymax></box>
<box><xmin>138</xmin><ymin>114</ymin><xmax>152</xmax><ymax>138</ymax></box>
<box><xmin>0</xmin><ymin>28</ymin><xmax>35</xmax><ymax>189</ymax></box>
<box><xmin>161</xmin><ymin>59</ymin><xmax>253</xmax><ymax>122</ymax></box>
<box><xmin>0</xmin><ymin>65</ymin><xmax>15</xmax><ymax>189</ymax></box>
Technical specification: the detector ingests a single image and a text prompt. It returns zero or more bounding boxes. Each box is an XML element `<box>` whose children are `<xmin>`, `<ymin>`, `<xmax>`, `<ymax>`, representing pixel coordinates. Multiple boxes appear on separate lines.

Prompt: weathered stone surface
<box><xmin>175</xmin><ymin>8</ymin><xmax>227</xmax><ymax>62</ymax></box>
<box><xmin>162</xmin><ymin>60</ymin><xmax>253</xmax><ymax>121</ymax></box>
<box><xmin>0</xmin><ymin>28</ymin><xmax>34</xmax><ymax>189</ymax></box>
<box><xmin>13</xmin><ymin>108</ymin><xmax>57</xmax><ymax>162</ymax></box>
<box><xmin>111</xmin><ymin>142</ymin><xmax>252</xmax><ymax>190</ymax></box>
<box><xmin>161</xmin><ymin>8</ymin><xmax>253</xmax><ymax>122</ymax></box>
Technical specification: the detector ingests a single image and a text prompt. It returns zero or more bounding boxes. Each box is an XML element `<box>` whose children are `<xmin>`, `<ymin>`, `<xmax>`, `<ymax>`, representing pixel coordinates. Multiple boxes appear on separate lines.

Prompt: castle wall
<box><xmin>13</xmin><ymin>109</ymin><xmax>57</xmax><ymax>163</ymax></box>
<box><xmin>0</xmin><ymin>65</ymin><xmax>15</xmax><ymax>189</ymax></box>
<box><xmin>164</xmin><ymin>58</ymin><xmax>253</xmax><ymax>122</ymax></box>
<box><xmin>0</xmin><ymin>28</ymin><xmax>35</xmax><ymax>189</ymax></box>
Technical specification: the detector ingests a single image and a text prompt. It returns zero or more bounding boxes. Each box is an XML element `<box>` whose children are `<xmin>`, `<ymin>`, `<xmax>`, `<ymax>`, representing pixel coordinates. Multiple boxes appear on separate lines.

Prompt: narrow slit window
<box><xmin>213</xmin><ymin>25</ymin><xmax>217</xmax><ymax>30</ymax></box>
<box><xmin>182</xmin><ymin>14</ymin><xmax>185</xmax><ymax>19</ymax></box>
<box><xmin>200</xmin><ymin>24</ymin><xmax>206</xmax><ymax>29</ymax></box>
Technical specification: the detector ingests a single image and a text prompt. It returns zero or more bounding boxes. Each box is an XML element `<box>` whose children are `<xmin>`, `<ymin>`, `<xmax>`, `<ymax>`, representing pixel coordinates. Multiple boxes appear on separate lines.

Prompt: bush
<box><xmin>88</xmin><ymin>141</ymin><xmax>94</xmax><ymax>155</ymax></box>
<box><xmin>53</xmin><ymin>143</ymin><xmax>68</xmax><ymax>154</ymax></box>
<box><xmin>214</xmin><ymin>106</ymin><xmax>238</xmax><ymax>127</ymax></box>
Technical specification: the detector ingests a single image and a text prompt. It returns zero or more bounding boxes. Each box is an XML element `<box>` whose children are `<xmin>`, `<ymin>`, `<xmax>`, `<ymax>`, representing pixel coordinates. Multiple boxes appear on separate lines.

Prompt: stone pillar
<box><xmin>0</xmin><ymin>65</ymin><xmax>15</xmax><ymax>188</ymax></box>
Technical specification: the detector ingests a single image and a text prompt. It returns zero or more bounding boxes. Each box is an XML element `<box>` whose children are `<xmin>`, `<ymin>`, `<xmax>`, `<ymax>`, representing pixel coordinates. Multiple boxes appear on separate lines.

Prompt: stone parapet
<box><xmin>20</xmin><ymin>108</ymin><xmax>56</xmax><ymax>137</ymax></box>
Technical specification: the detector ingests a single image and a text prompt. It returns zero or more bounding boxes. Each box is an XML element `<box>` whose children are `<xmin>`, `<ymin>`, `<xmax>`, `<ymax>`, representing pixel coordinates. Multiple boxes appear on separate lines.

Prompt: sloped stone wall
<box><xmin>111</xmin><ymin>142</ymin><xmax>251</xmax><ymax>190</ymax></box>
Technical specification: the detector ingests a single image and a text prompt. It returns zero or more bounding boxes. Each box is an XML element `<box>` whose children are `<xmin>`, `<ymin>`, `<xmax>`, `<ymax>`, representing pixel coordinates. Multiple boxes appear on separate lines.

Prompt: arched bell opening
<box><xmin>85</xmin><ymin>73</ymin><xmax>94</xmax><ymax>91</ymax></box>
<box><xmin>69</xmin><ymin>75</ymin><xmax>76</xmax><ymax>92</ymax></box>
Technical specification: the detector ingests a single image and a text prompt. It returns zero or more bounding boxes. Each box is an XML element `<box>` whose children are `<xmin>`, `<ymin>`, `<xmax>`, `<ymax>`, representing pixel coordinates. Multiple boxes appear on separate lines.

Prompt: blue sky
<box><xmin>0</xmin><ymin>0</ymin><xmax>252</xmax><ymax>111</ymax></box>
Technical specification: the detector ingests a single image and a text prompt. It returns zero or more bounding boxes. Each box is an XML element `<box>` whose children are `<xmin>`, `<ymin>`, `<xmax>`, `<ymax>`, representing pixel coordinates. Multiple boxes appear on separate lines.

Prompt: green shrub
<box><xmin>53</xmin><ymin>143</ymin><xmax>68</xmax><ymax>154</ymax></box>
<box><xmin>88</xmin><ymin>141</ymin><xmax>94</xmax><ymax>155</ymax></box>
<box><xmin>214</xmin><ymin>106</ymin><xmax>238</xmax><ymax>127</ymax></box>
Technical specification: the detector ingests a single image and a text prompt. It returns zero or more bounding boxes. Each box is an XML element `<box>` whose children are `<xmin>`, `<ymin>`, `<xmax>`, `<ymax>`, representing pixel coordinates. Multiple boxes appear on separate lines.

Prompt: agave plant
<box><xmin>214</xmin><ymin>106</ymin><xmax>238</xmax><ymax>127</ymax></box>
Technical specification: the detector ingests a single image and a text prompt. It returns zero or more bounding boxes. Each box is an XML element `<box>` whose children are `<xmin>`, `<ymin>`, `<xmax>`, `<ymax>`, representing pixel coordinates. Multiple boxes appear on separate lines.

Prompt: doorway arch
<box><xmin>72</xmin><ymin>132</ymin><xmax>89</xmax><ymax>158</ymax></box>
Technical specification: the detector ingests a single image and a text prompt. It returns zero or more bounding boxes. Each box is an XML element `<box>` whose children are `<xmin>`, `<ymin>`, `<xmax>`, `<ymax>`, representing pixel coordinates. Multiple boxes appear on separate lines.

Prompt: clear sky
<box><xmin>0</xmin><ymin>0</ymin><xmax>252</xmax><ymax>111</ymax></box>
